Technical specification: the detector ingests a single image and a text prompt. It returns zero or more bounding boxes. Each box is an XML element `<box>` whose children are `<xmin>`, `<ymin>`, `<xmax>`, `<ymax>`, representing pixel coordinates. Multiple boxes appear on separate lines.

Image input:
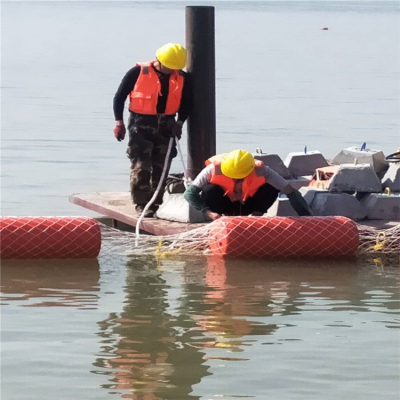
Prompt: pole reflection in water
<box><xmin>93</xmin><ymin>256</ymin><xmax>211</xmax><ymax>399</ymax></box>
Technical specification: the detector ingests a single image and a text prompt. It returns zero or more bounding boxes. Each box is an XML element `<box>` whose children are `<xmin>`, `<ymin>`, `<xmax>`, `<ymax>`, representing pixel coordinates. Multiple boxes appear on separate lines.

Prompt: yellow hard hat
<box><xmin>155</xmin><ymin>43</ymin><xmax>187</xmax><ymax>70</ymax></box>
<box><xmin>221</xmin><ymin>149</ymin><xmax>255</xmax><ymax>179</ymax></box>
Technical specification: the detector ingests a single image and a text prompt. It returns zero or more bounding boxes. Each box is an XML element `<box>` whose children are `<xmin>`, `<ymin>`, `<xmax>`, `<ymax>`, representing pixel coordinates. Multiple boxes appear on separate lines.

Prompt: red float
<box><xmin>0</xmin><ymin>217</ymin><xmax>101</xmax><ymax>259</ymax></box>
<box><xmin>208</xmin><ymin>216</ymin><xmax>359</xmax><ymax>257</ymax></box>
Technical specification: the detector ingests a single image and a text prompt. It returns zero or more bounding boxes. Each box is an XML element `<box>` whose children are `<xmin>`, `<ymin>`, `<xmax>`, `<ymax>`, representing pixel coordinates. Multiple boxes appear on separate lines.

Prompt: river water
<box><xmin>1</xmin><ymin>1</ymin><xmax>400</xmax><ymax>399</ymax></box>
<box><xmin>1</xmin><ymin>0</ymin><xmax>399</xmax><ymax>216</ymax></box>
<box><xmin>1</xmin><ymin>252</ymin><xmax>400</xmax><ymax>400</ymax></box>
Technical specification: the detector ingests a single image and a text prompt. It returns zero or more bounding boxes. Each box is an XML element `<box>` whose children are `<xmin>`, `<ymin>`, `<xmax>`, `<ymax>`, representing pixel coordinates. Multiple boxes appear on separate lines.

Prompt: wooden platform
<box><xmin>69</xmin><ymin>192</ymin><xmax>399</xmax><ymax>235</ymax></box>
<box><xmin>69</xmin><ymin>192</ymin><xmax>206</xmax><ymax>235</ymax></box>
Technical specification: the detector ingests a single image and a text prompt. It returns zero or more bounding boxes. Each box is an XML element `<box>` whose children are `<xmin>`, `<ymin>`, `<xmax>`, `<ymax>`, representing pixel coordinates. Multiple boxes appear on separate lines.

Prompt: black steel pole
<box><xmin>185</xmin><ymin>6</ymin><xmax>216</xmax><ymax>179</ymax></box>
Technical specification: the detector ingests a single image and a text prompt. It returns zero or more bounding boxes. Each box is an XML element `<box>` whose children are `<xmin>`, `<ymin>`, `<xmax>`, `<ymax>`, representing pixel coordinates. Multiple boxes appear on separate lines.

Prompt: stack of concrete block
<box><xmin>269</xmin><ymin>159</ymin><xmax>398</xmax><ymax>221</ymax></box>
<box><xmin>357</xmin><ymin>162</ymin><xmax>400</xmax><ymax>220</ymax></box>
<box><xmin>300</xmin><ymin>157</ymin><xmax>399</xmax><ymax>221</ymax></box>
<box><xmin>156</xmin><ymin>147</ymin><xmax>399</xmax><ymax>223</ymax></box>
<box><xmin>265</xmin><ymin>186</ymin><xmax>368</xmax><ymax>220</ymax></box>
<box><xmin>331</xmin><ymin>146</ymin><xmax>389</xmax><ymax>178</ymax></box>
<box><xmin>272</xmin><ymin>163</ymin><xmax>381</xmax><ymax>220</ymax></box>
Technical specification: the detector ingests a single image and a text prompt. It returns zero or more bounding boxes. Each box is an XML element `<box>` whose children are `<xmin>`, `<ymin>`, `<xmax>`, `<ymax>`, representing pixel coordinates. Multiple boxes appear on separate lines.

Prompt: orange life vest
<box><xmin>206</xmin><ymin>154</ymin><xmax>266</xmax><ymax>202</ymax></box>
<box><xmin>128</xmin><ymin>61</ymin><xmax>184</xmax><ymax>115</ymax></box>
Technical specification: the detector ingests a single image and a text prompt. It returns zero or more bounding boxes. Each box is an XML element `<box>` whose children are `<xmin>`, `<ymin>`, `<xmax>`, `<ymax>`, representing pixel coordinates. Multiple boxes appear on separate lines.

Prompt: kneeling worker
<box><xmin>184</xmin><ymin>149</ymin><xmax>312</xmax><ymax>220</ymax></box>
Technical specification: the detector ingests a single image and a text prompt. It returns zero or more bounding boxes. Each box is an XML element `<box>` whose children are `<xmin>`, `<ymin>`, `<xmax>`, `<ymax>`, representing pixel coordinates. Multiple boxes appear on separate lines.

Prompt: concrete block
<box><xmin>284</xmin><ymin>150</ymin><xmax>329</xmax><ymax>176</ymax></box>
<box><xmin>156</xmin><ymin>192</ymin><xmax>209</xmax><ymax>223</ymax></box>
<box><xmin>328</xmin><ymin>164</ymin><xmax>382</xmax><ymax>193</ymax></box>
<box><xmin>287</xmin><ymin>176</ymin><xmax>312</xmax><ymax>190</ymax></box>
<box><xmin>360</xmin><ymin>193</ymin><xmax>400</xmax><ymax>220</ymax></box>
<box><xmin>381</xmin><ymin>164</ymin><xmax>400</xmax><ymax>192</ymax></box>
<box><xmin>331</xmin><ymin>146</ymin><xmax>389</xmax><ymax>178</ymax></box>
<box><xmin>299</xmin><ymin>187</ymin><xmax>328</xmax><ymax>206</ymax></box>
<box><xmin>253</xmin><ymin>153</ymin><xmax>293</xmax><ymax>179</ymax></box>
<box><xmin>265</xmin><ymin>197</ymin><xmax>298</xmax><ymax>217</ymax></box>
<box><xmin>309</xmin><ymin>192</ymin><xmax>367</xmax><ymax>221</ymax></box>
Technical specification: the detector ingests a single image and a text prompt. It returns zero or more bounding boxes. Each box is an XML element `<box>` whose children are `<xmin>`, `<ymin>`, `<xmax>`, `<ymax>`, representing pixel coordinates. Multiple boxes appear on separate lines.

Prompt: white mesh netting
<box><xmin>100</xmin><ymin>217</ymin><xmax>400</xmax><ymax>258</ymax></box>
<box><xmin>2</xmin><ymin>217</ymin><xmax>397</xmax><ymax>260</ymax></box>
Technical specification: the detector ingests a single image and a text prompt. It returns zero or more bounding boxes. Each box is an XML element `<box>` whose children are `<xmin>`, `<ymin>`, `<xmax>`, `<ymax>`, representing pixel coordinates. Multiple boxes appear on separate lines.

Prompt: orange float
<box><xmin>208</xmin><ymin>216</ymin><xmax>359</xmax><ymax>257</ymax></box>
<box><xmin>0</xmin><ymin>217</ymin><xmax>101</xmax><ymax>259</ymax></box>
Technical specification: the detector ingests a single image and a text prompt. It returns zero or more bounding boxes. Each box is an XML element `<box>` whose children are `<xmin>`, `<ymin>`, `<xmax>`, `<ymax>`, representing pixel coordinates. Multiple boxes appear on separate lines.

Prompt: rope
<box><xmin>135</xmin><ymin>137</ymin><xmax>174</xmax><ymax>245</ymax></box>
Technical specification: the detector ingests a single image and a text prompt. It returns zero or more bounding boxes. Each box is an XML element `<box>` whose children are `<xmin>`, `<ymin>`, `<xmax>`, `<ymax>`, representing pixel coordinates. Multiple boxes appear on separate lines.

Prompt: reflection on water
<box><xmin>93</xmin><ymin>257</ymin><xmax>211</xmax><ymax>400</ymax></box>
<box><xmin>1</xmin><ymin>259</ymin><xmax>100</xmax><ymax>309</ymax></box>
<box><xmin>1</xmin><ymin>259</ymin><xmax>102</xmax><ymax>400</ymax></box>
<box><xmin>0</xmin><ymin>254</ymin><xmax>398</xmax><ymax>400</ymax></box>
<box><xmin>92</xmin><ymin>255</ymin><xmax>400</xmax><ymax>400</ymax></box>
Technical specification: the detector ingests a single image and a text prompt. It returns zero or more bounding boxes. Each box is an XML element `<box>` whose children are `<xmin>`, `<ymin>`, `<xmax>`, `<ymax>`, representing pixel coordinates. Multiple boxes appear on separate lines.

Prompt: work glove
<box><xmin>114</xmin><ymin>123</ymin><xmax>126</xmax><ymax>142</ymax></box>
<box><xmin>171</xmin><ymin>121</ymin><xmax>183</xmax><ymax>140</ymax></box>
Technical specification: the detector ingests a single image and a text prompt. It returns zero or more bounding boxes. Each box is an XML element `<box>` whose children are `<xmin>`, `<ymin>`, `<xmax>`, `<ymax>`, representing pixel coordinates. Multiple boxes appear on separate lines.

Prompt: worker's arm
<box><xmin>112</xmin><ymin>66</ymin><xmax>141</xmax><ymax>142</ymax></box>
<box><xmin>170</xmin><ymin>73</ymin><xmax>193</xmax><ymax>139</ymax></box>
<box><xmin>177</xmin><ymin>73</ymin><xmax>192</xmax><ymax>124</ymax></box>
<box><xmin>263</xmin><ymin>166</ymin><xmax>312</xmax><ymax>216</ymax></box>
<box><xmin>113</xmin><ymin>66</ymin><xmax>141</xmax><ymax>122</ymax></box>
<box><xmin>183</xmin><ymin>165</ymin><xmax>222</xmax><ymax>221</ymax></box>
<box><xmin>184</xmin><ymin>186</ymin><xmax>221</xmax><ymax>220</ymax></box>
<box><xmin>183</xmin><ymin>185</ymin><xmax>208</xmax><ymax>212</ymax></box>
<box><xmin>281</xmin><ymin>185</ymin><xmax>312</xmax><ymax>216</ymax></box>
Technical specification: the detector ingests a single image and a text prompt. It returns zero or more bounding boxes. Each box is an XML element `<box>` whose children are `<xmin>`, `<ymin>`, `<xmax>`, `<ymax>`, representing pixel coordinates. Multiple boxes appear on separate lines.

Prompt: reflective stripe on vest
<box><xmin>129</xmin><ymin>61</ymin><xmax>184</xmax><ymax>115</ymax></box>
<box><xmin>207</xmin><ymin>154</ymin><xmax>266</xmax><ymax>202</ymax></box>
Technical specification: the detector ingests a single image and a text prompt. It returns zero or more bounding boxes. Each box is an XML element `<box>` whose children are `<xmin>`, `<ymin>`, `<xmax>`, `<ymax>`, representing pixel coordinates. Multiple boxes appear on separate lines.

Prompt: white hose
<box><xmin>135</xmin><ymin>137</ymin><xmax>174</xmax><ymax>245</ymax></box>
<box><xmin>175</xmin><ymin>136</ymin><xmax>191</xmax><ymax>188</ymax></box>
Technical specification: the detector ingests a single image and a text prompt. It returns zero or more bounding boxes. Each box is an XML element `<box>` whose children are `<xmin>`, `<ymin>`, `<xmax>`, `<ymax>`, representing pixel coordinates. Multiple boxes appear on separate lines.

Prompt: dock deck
<box><xmin>69</xmin><ymin>192</ymin><xmax>206</xmax><ymax>235</ymax></box>
<box><xmin>69</xmin><ymin>192</ymin><xmax>398</xmax><ymax>235</ymax></box>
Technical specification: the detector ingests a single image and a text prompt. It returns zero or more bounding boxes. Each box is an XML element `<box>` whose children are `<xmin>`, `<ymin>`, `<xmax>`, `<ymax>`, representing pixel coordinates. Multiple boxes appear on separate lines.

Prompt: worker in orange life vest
<box><xmin>113</xmin><ymin>43</ymin><xmax>192</xmax><ymax>217</ymax></box>
<box><xmin>184</xmin><ymin>149</ymin><xmax>312</xmax><ymax>220</ymax></box>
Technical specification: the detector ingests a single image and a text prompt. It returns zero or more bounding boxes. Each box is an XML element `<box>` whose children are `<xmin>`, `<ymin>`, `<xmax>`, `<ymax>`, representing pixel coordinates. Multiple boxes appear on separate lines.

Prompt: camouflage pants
<box><xmin>126</xmin><ymin>113</ymin><xmax>177</xmax><ymax>206</ymax></box>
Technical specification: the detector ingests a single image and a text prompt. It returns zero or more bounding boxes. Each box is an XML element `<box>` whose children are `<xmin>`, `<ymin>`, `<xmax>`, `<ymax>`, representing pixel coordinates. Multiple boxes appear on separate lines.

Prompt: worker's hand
<box><xmin>114</xmin><ymin>122</ymin><xmax>126</xmax><ymax>142</ymax></box>
<box><xmin>171</xmin><ymin>121</ymin><xmax>183</xmax><ymax>140</ymax></box>
<box><xmin>206</xmin><ymin>210</ymin><xmax>222</xmax><ymax>221</ymax></box>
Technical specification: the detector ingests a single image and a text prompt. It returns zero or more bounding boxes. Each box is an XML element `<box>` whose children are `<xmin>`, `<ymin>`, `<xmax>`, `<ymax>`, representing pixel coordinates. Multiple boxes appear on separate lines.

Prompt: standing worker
<box><xmin>113</xmin><ymin>43</ymin><xmax>192</xmax><ymax>217</ymax></box>
<box><xmin>184</xmin><ymin>149</ymin><xmax>312</xmax><ymax>220</ymax></box>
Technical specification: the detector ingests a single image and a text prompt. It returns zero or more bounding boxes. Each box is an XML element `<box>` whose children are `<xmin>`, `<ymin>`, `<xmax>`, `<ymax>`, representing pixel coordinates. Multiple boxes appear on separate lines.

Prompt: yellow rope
<box><xmin>369</xmin><ymin>232</ymin><xmax>387</xmax><ymax>251</ymax></box>
<box><xmin>155</xmin><ymin>238</ymin><xmax>163</xmax><ymax>257</ymax></box>
<box><xmin>155</xmin><ymin>238</ymin><xmax>182</xmax><ymax>259</ymax></box>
